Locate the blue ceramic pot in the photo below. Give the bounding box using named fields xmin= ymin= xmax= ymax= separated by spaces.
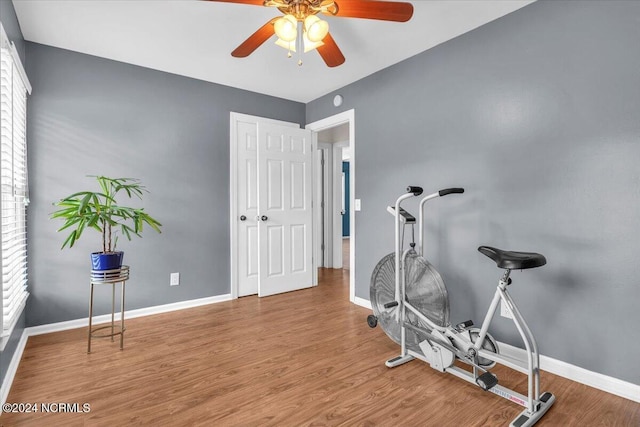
xmin=91 ymin=251 xmax=124 ymax=270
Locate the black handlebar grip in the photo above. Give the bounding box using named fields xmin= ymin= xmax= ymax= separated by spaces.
xmin=406 ymin=186 xmax=423 ymax=196
xmin=439 ymin=188 xmax=464 ymax=197
xmin=383 ymin=301 xmax=399 ymax=309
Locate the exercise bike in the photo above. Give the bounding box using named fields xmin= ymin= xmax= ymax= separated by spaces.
xmin=367 ymin=186 xmax=555 ymax=427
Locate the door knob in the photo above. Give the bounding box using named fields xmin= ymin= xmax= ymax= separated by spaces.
xmin=240 ymin=215 xmax=247 ymax=221
xmin=261 ymin=215 xmax=268 ymax=221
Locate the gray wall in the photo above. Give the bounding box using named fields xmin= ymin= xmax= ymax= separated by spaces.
xmin=26 ymin=42 xmax=305 ymax=326
xmin=307 ymin=0 xmax=640 ymax=384
xmin=0 ymin=0 xmax=26 ymax=388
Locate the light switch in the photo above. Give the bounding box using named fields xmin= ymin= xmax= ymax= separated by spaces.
xmin=354 ymin=199 xmax=361 ymax=211
xmin=170 ymin=272 xmax=180 ymax=286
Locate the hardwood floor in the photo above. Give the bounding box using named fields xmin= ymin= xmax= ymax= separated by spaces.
xmin=3 ymin=268 xmax=638 ymax=426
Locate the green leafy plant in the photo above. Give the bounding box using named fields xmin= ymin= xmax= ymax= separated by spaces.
xmin=51 ymin=176 xmax=162 ymax=253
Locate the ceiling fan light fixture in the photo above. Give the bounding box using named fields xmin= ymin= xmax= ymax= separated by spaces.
xmin=304 ymin=15 xmax=329 ymax=42
xmin=274 ymin=14 xmax=297 ymax=42
xmin=209 ymin=0 xmax=413 ymax=68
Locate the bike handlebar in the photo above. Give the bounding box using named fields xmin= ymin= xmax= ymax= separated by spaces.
xmin=439 ymin=188 xmax=464 ymax=197
xmin=406 ymin=186 xmax=423 ymax=196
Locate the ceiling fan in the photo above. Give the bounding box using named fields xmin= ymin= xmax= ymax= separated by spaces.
xmin=204 ymin=0 xmax=414 ymax=67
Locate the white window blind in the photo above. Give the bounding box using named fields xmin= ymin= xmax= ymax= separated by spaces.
xmin=1 ymin=23 xmax=31 ymax=340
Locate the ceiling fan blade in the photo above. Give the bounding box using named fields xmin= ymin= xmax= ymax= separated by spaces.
xmin=317 ymin=33 xmax=345 ymax=67
xmin=327 ymin=1 xmax=414 ymax=22
xmin=202 ymin=0 xmax=265 ymax=5
xmin=231 ymin=18 xmax=277 ymax=57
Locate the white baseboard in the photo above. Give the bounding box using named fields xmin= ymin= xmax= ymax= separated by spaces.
xmin=498 ymin=341 xmax=639 ymax=403
xmin=0 ymin=293 xmax=232 ymax=406
xmin=351 ymin=298 xmax=640 ymax=403
xmin=354 ymin=296 xmax=372 ymax=310
xmin=0 ymin=329 xmax=28 ymax=406
xmin=26 ymin=294 xmax=232 ymax=336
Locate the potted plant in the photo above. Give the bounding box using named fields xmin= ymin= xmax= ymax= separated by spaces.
xmin=51 ymin=176 xmax=162 ymax=270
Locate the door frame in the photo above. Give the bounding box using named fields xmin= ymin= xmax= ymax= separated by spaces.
xmin=307 ymin=109 xmax=356 ymax=303
xmin=229 ymin=112 xmax=300 ymax=299
xmin=316 ymin=142 xmax=332 ymax=268
xmin=332 ymin=140 xmax=349 ymax=268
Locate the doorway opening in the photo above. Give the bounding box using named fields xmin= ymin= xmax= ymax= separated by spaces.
xmin=317 ymin=130 xmax=350 ymax=269
xmin=307 ymin=110 xmax=355 ymax=303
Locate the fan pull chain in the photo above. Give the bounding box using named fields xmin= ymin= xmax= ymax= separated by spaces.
xmin=297 ymin=21 xmax=303 ymax=66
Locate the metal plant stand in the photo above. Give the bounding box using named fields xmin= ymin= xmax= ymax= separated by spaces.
xmin=88 ymin=266 xmax=130 ymax=353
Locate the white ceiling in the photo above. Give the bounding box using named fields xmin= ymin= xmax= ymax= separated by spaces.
xmin=12 ymin=0 xmax=534 ymax=103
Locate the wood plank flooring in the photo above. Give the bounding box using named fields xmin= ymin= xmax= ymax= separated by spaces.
xmin=2 ymin=268 xmax=638 ymax=426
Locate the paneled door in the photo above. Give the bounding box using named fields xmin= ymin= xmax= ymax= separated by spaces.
xmin=233 ymin=113 xmax=313 ymax=298
xmin=257 ymin=123 xmax=313 ymax=297
xmin=235 ymin=118 xmax=259 ymax=296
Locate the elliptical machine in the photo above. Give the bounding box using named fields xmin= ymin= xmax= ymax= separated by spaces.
xmin=367 ymin=186 xmax=555 ymax=427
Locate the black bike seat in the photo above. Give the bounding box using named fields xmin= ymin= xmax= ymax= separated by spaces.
xmin=478 ymin=246 xmax=546 ymax=270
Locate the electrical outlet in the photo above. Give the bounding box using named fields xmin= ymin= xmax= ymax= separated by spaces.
xmin=170 ymin=272 xmax=180 ymax=286
xmin=500 ymin=300 xmax=513 ymax=319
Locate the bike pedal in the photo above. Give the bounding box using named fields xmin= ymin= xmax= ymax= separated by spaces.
xmin=456 ymin=320 xmax=474 ymax=330
xmin=476 ymin=372 xmax=498 ymax=391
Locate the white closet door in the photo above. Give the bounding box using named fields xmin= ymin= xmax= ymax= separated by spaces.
xmin=257 ymin=123 xmax=313 ymax=297
xmin=236 ymin=120 xmax=259 ymax=297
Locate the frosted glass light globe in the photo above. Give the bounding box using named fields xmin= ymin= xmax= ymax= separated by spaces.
xmin=274 ymin=15 xmax=298 ymax=42
xmin=304 ymin=15 xmax=329 ymax=42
